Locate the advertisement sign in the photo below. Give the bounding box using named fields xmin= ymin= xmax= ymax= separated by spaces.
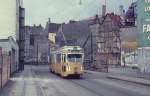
xmin=138 ymin=0 xmax=150 ymax=47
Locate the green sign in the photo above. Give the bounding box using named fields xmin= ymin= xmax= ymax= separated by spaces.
xmin=138 ymin=0 xmax=150 ymax=47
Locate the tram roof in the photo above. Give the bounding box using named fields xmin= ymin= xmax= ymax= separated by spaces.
xmin=53 ymin=46 xmax=83 ymax=53
xmin=60 ymin=46 xmax=82 ymax=51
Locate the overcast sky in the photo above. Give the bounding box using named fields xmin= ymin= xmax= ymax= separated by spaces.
xmin=24 ymin=0 xmax=137 ymax=26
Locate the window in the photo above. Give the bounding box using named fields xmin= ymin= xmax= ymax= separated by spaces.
xmin=56 ymin=54 xmax=61 ymax=63
xmin=63 ymin=54 xmax=66 ymax=62
xmin=67 ymin=54 xmax=83 ymax=63
xmin=30 ymin=35 xmax=34 ymax=45
xmin=50 ymin=54 xmax=55 ymax=64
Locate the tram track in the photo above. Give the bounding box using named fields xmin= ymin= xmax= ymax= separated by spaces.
xmin=68 ymin=76 xmax=150 ymax=96
xmin=32 ymin=66 xmax=67 ymax=96
xmin=30 ymin=66 xmax=48 ymax=96
xmin=39 ymin=69 xmax=104 ymax=96
xmin=30 ymin=65 xmax=150 ymax=96
xmin=1 ymin=65 xmax=150 ymax=96
xmin=68 ymin=78 xmax=104 ymax=96
xmin=32 ymin=69 xmax=102 ymax=96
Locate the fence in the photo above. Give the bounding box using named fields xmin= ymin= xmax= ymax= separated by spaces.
xmin=0 ymin=47 xmax=10 ymax=89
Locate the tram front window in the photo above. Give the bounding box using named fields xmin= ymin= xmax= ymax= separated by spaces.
xmin=67 ymin=54 xmax=82 ymax=63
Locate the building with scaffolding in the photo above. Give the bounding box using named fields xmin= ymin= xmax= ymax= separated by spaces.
xmin=89 ymin=14 xmax=121 ymax=72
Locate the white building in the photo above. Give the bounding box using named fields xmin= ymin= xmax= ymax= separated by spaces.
xmin=0 ymin=0 xmax=24 ymax=71
xmin=0 ymin=0 xmax=23 ymax=40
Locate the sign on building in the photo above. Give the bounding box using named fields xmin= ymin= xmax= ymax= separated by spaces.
xmin=138 ymin=0 xmax=150 ymax=47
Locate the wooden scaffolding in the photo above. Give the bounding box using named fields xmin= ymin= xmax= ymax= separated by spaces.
xmin=89 ymin=14 xmax=121 ymax=72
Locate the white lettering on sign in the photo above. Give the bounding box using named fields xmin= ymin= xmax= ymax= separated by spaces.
xmin=143 ymin=24 xmax=150 ymax=32
xmin=148 ymin=35 xmax=150 ymax=40
xmin=144 ymin=0 xmax=150 ymax=12
xmin=145 ymin=0 xmax=150 ymax=3
xmin=145 ymin=6 xmax=150 ymax=12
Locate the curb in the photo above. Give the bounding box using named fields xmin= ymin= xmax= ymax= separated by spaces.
xmin=107 ymin=75 xmax=150 ymax=87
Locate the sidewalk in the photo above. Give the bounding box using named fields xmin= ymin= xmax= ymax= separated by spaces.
xmin=108 ymin=67 xmax=150 ymax=86
xmin=86 ymin=67 xmax=150 ymax=86
xmin=108 ymin=67 xmax=150 ymax=80
xmin=107 ymin=74 xmax=150 ymax=86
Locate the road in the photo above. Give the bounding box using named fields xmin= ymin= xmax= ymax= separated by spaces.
xmin=0 ymin=65 xmax=150 ymax=96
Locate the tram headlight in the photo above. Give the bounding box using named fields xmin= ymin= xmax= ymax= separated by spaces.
xmin=81 ymin=66 xmax=83 ymax=71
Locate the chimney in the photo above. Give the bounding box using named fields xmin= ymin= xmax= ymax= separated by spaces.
xmin=48 ymin=18 xmax=51 ymax=23
xmin=102 ymin=5 xmax=106 ymax=16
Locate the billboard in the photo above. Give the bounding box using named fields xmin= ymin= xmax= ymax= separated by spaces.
xmin=138 ymin=0 xmax=150 ymax=47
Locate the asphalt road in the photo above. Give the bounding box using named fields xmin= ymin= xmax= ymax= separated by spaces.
xmin=0 ymin=65 xmax=150 ymax=96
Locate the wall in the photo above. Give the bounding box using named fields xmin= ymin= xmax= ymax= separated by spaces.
xmin=138 ymin=48 xmax=150 ymax=72
xmin=0 ymin=48 xmax=10 ymax=89
xmin=0 ymin=0 xmax=23 ymax=40
xmin=0 ymin=37 xmax=19 ymax=74
xmin=0 ymin=0 xmax=17 ymax=39
xmin=8 ymin=37 xmax=19 ymax=74
xmin=121 ymin=51 xmax=138 ymax=67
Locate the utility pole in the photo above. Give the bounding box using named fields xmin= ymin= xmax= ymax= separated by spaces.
xmin=37 ymin=43 xmax=39 ymax=65
xmin=132 ymin=2 xmax=135 ymax=26
xmin=91 ymin=31 xmax=94 ymax=69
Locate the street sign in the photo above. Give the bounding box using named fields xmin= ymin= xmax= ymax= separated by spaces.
xmin=138 ymin=0 xmax=150 ymax=47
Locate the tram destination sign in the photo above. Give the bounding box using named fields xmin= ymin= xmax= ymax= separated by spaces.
xmin=138 ymin=0 xmax=150 ymax=47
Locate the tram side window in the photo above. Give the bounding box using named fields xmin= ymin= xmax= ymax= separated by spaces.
xmin=56 ymin=54 xmax=61 ymax=63
xmin=50 ymin=54 xmax=55 ymax=64
xmin=64 ymin=54 xmax=66 ymax=63
xmin=50 ymin=54 xmax=52 ymax=64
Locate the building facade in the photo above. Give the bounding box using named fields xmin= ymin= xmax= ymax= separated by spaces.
xmin=0 ymin=0 xmax=23 ymax=39
xmin=45 ymin=19 xmax=61 ymax=56
xmin=89 ymin=14 xmax=121 ymax=72
xmin=24 ymin=25 xmax=49 ymax=64
xmin=0 ymin=0 xmax=24 ymax=70
xmin=0 ymin=37 xmax=19 ymax=75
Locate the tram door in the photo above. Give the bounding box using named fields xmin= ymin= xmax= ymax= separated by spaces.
xmin=61 ymin=54 xmax=66 ymax=73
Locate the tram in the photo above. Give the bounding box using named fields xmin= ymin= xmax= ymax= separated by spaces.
xmin=49 ymin=46 xmax=84 ymax=78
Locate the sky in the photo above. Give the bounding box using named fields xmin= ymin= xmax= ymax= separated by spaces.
xmin=23 ymin=0 xmax=137 ymax=26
